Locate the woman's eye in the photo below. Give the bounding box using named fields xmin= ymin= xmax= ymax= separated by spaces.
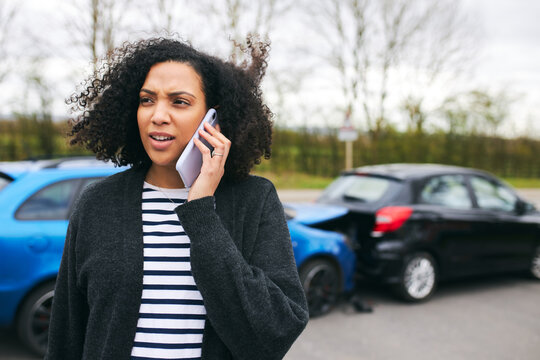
xmin=173 ymin=98 xmax=189 ymax=105
xmin=139 ymin=97 xmax=153 ymax=104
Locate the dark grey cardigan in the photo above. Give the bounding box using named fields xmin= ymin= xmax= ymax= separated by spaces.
xmin=45 ymin=167 xmax=308 ymax=360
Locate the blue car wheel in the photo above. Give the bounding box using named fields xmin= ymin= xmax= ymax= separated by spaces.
xmin=16 ymin=281 xmax=55 ymax=356
xmin=299 ymin=259 xmax=341 ymax=317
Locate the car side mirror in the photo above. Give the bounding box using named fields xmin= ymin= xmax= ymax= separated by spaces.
xmin=515 ymin=200 xmax=528 ymax=215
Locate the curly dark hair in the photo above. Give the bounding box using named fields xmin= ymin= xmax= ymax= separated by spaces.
xmin=67 ymin=36 xmax=273 ymax=181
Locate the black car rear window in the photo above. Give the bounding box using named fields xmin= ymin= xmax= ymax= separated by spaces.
xmin=318 ymin=175 xmax=398 ymax=203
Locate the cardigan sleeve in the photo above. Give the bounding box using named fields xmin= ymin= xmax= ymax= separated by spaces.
xmin=175 ymin=183 xmax=309 ymax=360
xmin=45 ymin=207 xmax=88 ymax=360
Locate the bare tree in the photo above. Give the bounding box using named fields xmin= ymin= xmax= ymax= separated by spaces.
xmin=304 ymin=0 xmax=474 ymax=138
xmin=141 ymin=0 xmax=184 ymax=35
xmin=194 ymin=0 xmax=293 ymax=58
xmin=0 ymin=0 xmax=20 ymax=84
xmin=303 ymin=0 xmax=369 ymax=129
xmin=190 ymin=0 xmax=303 ymax=130
xmin=156 ymin=0 xmax=175 ymax=33
xmin=439 ymin=90 xmax=512 ymax=136
xmin=402 ymin=96 xmax=426 ymax=134
xmin=25 ymin=56 xmax=56 ymax=156
xmin=375 ymin=0 xmax=475 ymax=132
xmin=66 ymin=0 xmax=133 ymax=70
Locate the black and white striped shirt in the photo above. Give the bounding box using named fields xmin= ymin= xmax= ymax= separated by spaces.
xmin=131 ymin=183 xmax=206 ymax=360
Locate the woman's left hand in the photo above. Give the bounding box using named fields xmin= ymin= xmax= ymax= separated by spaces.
xmin=188 ymin=122 xmax=231 ymax=201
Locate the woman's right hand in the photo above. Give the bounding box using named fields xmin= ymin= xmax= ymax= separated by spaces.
xmin=187 ymin=122 xmax=231 ymax=201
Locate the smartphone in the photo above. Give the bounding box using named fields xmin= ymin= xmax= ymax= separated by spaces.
xmin=176 ymin=108 xmax=218 ymax=187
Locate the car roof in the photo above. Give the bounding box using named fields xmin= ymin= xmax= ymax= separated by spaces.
xmin=346 ymin=163 xmax=493 ymax=181
xmin=0 ymin=157 xmax=118 ymax=180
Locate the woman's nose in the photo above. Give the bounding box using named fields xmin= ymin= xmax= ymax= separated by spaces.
xmin=151 ymin=102 xmax=170 ymax=125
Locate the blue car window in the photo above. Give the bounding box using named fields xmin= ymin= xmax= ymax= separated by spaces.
xmin=0 ymin=176 xmax=11 ymax=192
xmin=470 ymin=176 xmax=517 ymax=212
xmin=16 ymin=179 xmax=80 ymax=220
xmin=420 ymin=175 xmax=472 ymax=209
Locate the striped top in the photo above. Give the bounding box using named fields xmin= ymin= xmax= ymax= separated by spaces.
xmin=131 ymin=182 xmax=206 ymax=360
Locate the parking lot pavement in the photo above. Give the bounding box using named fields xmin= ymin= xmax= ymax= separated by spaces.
xmin=286 ymin=275 xmax=540 ymax=360
xmin=277 ymin=189 xmax=322 ymax=203
xmin=0 ymin=329 xmax=39 ymax=360
xmin=517 ymin=189 xmax=540 ymax=207
xmin=2 ymin=275 xmax=539 ymax=360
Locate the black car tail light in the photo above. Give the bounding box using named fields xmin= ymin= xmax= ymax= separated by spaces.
xmin=372 ymin=206 xmax=413 ymax=234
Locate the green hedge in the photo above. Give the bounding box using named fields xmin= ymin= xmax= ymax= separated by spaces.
xmin=2 ymin=118 xmax=540 ymax=180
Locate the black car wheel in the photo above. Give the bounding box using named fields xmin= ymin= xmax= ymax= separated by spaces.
xmin=530 ymin=246 xmax=540 ymax=280
xmin=299 ymin=259 xmax=341 ymax=317
xmin=397 ymin=252 xmax=437 ymax=302
xmin=16 ymin=282 xmax=55 ymax=356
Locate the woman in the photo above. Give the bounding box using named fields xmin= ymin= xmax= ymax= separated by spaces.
xmin=46 ymin=37 xmax=308 ymax=360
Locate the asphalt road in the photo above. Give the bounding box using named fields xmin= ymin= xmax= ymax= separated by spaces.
xmin=286 ymin=275 xmax=540 ymax=360
xmin=2 ymin=189 xmax=540 ymax=359
xmin=2 ymin=275 xmax=539 ymax=360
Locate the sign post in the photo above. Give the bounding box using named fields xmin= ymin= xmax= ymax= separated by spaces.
xmin=338 ymin=107 xmax=357 ymax=170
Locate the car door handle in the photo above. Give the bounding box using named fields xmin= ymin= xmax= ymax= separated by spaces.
xmin=27 ymin=235 xmax=50 ymax=253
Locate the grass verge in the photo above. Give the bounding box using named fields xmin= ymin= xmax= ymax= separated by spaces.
xmin=503 ymin=178 xmax=540 ymax=189
xmin=252 ymin=171 xmax=334 ymax=189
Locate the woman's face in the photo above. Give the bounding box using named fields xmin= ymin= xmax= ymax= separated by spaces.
xmin=137 ymin=61 xmax=207 ymax=171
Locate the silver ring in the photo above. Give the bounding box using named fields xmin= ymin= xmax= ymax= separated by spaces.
xmin=211 ymin=151 xmax=224 ymax=158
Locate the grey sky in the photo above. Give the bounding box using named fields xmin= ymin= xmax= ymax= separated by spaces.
xmin=462 ymin=0 xmax=540 ymax=134
xmin=1 ymin=0 xmax=539 ymax=136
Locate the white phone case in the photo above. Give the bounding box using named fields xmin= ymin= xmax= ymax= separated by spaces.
xmin=175 ymin=108 xmax=218 ymax=187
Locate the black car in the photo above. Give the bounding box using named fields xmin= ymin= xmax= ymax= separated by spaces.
xmin=315 ymin=163 xmax=540 ymax=301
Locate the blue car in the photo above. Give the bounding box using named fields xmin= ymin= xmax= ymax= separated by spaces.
xmin=284 ymin=203 xmax=356 ymax=317
xmin=0 ymin=158 xmax=356 ymax=355
xmin=0 ymin=158 xmax=123 ymax=355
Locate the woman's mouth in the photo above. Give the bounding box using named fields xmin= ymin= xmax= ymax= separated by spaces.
xmin=150 ymin=134 xmax=175 ymax=141
xmin=148 ymin=132 xmax=176 ymax=150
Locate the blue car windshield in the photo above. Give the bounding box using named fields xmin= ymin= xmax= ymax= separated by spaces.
xmin=319 ymin=175 xmax=395 ymax=203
